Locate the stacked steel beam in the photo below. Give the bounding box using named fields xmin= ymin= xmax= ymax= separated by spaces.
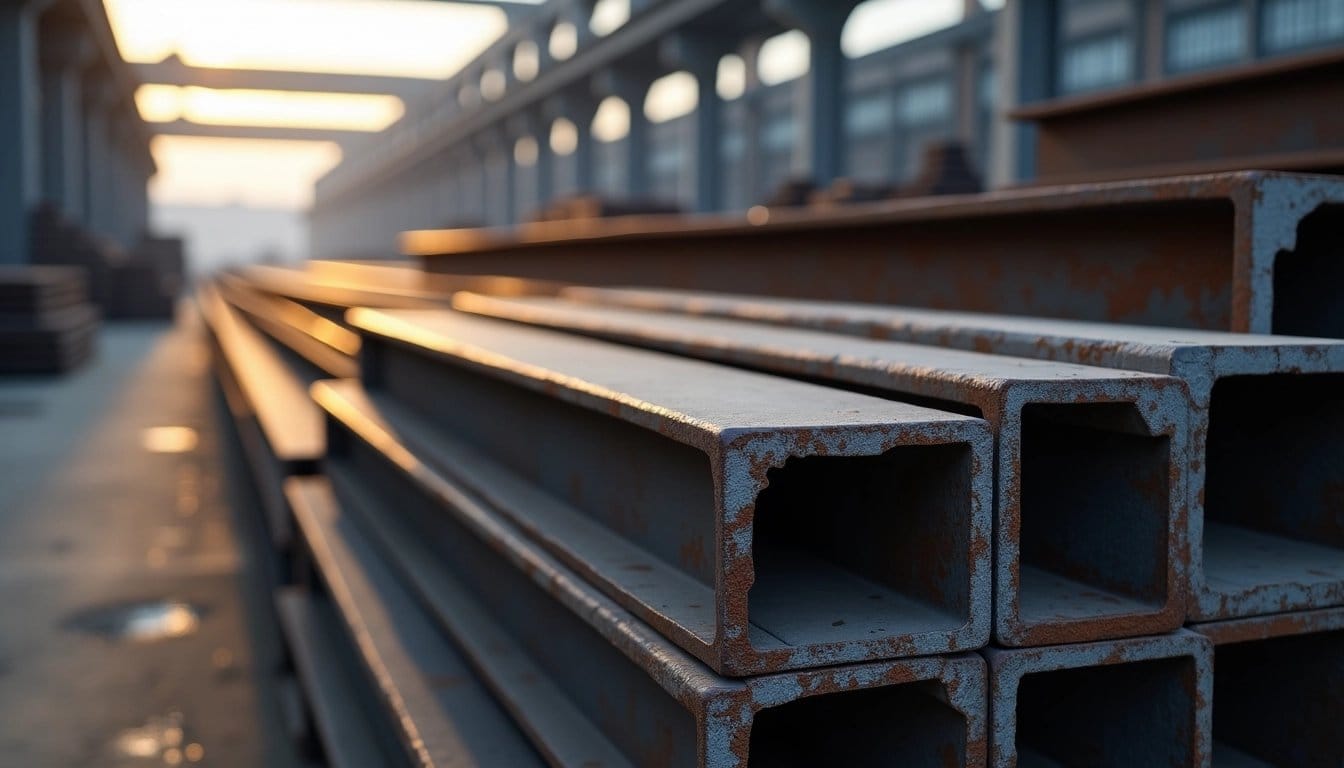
xmin=0 ymin=265 xmax=99 ymax=373
xmin=205 ymin=170 xmax=1343 ymax=767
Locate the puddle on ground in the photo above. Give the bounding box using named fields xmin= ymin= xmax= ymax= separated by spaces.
xmin=64 ymin=599 xmax=204 ymax=643
xmin=109 ymin=712 xmax=205 ymax=765
xmin=141 ymin=426 xmax=199 ymax=454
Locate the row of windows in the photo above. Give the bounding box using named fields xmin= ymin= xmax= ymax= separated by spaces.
xmin=847 ymin=79 xmax=961 ymax=137
xmin=1056 ymin=0 xmax=1344 ymax=95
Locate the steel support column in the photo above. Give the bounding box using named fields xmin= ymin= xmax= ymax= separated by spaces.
xmin=661 ymin=32 xmax=734 ymax=213
xmin=0 ymin=2 xmax=42 ymax=263
xmin=39 ymin=21 xmax=92 ymax=223
xmin=762 ymin=0 xmax=862 ymax=188
xmin=592 ymin=67 xmax=658 ymax=197
xmin=542 ymin=89 xmax=599 ymax=195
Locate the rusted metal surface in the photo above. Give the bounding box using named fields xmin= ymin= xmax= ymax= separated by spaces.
xmin=1192 ymin=608 xmax=1343 ymax=767
xmin=285 ymin=477 xmax=547 ymax=768
xmin=405 ymin=171 xmax=1344 ymax=337
xmin=238 ymin=264 xmax=451 ymax=325
xmin=983 ymin=630 xmax=1213 ymax=768
xmin=310 ymin=398 xmax=990 ymax=767
xmin=454 ymin=293 xmax=1193 ymax=647
xmin=1012 ymin=48 xmax=1344 ymax=185
xmin=567 ymin=288 xmax=1344 ymax=622
xmin=331 ymin=310 xmax=994 ymax=674
xmin=238 ymin=263 xmax=560 ymax=326
xmin=216 ymin=274 xmax=359 ymax=379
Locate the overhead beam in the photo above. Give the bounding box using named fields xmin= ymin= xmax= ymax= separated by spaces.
xmin=147 ymin=119 xmax=370 ymax=143
xmin=135 ymin=55 xmax=435 ymax=97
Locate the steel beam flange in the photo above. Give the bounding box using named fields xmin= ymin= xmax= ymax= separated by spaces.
xmin=408 ymin=171 xmax=1344 ymax=337
xmin=1192 ymin=607 xmax=1344 ymax=766
xmin=983 ymin=631 xmax=1213 ymax=768
xmin=313 ymin=394 xmax=990 ymax=767
xmin=328 ymin=311 xmax=995 ymax=674
xmin=454 ymin=293 xmax=1193 ymax=646
xmin=565 ymin=288 xmax=1344 ymax=622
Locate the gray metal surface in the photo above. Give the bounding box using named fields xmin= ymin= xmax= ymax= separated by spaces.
xmin=313 ymin=383 xmax=989 ymax=767
xmin=286 ymin=477 xmax=546 ymax=768
xmin=453 ymin=293 xmax=1192 ymax=646
xmin=340 ymin=308 xmax=993 ymax=674
xmin=565 ymin=287 xmax=1344 ymax=622
xmin=274 ymin=587 xmax=403 ymax=768
xmin=199 ymin=284 xmax=329 ymax=557
xmin=983 ymin=631 xmax=1214 ymax=768
xmin=1192 ymin=607 xmax=1343 ymax=767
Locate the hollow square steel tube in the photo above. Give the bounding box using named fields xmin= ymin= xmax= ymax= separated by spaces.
xmin=1192 ymin=607 xmax=1344 ymax=767
xmin=405 ymin=171 xmax=1344 ymax=337
xmin=569 ymin=288 xmax=1344 ymax=621
xmin=454 ymin=293 xmax=1192 ymax=646
xmin=983 ymin=631 xmax=1213 ymax=768
xmin=312 ymin=384 xmax=990 ymax=767
xmin=337 ymin=309 xmax=994 ymax=674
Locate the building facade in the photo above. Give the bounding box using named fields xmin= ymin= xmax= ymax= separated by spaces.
xmin=310 ymin=0 xmax=1344 ymax=261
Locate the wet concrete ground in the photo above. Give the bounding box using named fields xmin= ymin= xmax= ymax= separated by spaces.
xmin=0 ymin=312 xmax=304 ymax=767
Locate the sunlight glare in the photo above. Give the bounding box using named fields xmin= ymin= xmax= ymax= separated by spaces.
xmin=104 ymin=0 xmax=525 ymax=78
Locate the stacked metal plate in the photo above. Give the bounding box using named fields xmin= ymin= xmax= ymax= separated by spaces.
xmin=0 ymin=266 xmax=100 ymax=374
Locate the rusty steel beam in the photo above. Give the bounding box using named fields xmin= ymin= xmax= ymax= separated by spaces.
xmin=273 ymin=588 xmax=406 ymax=767
xmin=238 ymin=264 xmax=453 ymax=326
xmin=285 ymin=478 xmax=547 ymax=768
xmin=984 ymin=631 xmax=1213 ymax=768
xmin=217 ymin=274 xmax=360 ymax=379
xmin=329 ymin=310 xmax=994 ymax=674
xmin=1192 ymin=607 xmax=1343 ymax=767
xmin=310 ymin=388 xmax=990 ymax=766
xmin=454 ymin=293 xmax=1192 ymax=646
xmin=567 ymin=288 xmax=1344 ymax=622
xmin=403 ymin=171 xmax=1344 ymax=337
xmin=199 ymin=284 xmax=324 ymax=553
xmin=1011 ymin=48 xmax=1344 ymax=185
xmin=238 ymin=264 xmax=559 ymax=327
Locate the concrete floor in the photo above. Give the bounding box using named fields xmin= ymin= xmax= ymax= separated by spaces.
xmin=0 ymin=312 xmax=304 ymax=767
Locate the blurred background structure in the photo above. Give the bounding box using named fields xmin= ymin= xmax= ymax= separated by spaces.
xmin=2 ymin=1 xmax=1343 ymax=766
xmin=3 ymin=0 xmax=1342 ymax=273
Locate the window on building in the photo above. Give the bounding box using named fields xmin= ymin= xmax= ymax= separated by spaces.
xmin=721 ymin=131 xmax=746 ymax=160
xmin=758 ymin=30 xmax=811 ymax=85
xmin=590 ymin=0 xmax=630 ymax=37
xmin=549 ymin=22 xmax=578 ymax=61
xmin=897 ymin=80 xmax=952 ymax=126
xmin=761 ymin=115 xmax=797 ymax=151
xmin=847 ymin=92 xmax=895 ymax=136
xmin=513 ymin=41 xmax=540 ymax=82
xmin=650 ymin=146 xmax=683 ymax=174
xmin=1058 ymin=32 xmax=1133 ymax=94
xmin=1261 ymin=0 xmax=1344 ymax=53
xmin=480 ymin=68 xmax=506 ymax=101
xmin=1166 ymin=5 xmax=1247 ymax=72
xmin=717 ymin=55 xmax=747 ymax=101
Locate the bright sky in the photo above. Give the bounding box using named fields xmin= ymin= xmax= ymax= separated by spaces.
xmin=112 ymin=0 xmax=989 ymax=210
xmin=106 ymin=0 xmax=527 ymax=209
